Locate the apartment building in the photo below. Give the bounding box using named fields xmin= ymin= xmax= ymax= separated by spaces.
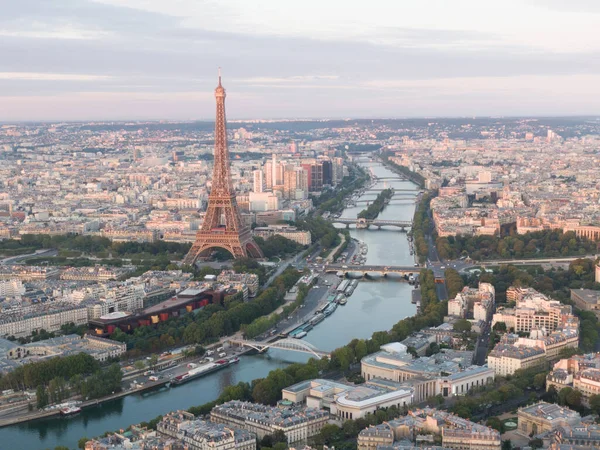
xmin=0 ymin=279 xmax=25 ymax=298
xmin=210 ymin=400 xmax=328 ymax=443
xmin=253 ymin=225 xmax=311 ymax=246
xmin=492 ymin=288 xmax=573 ymax=333
xmin=217 ymin=271 xmax=259 ymax=298
xmin=487 ymin=344 xmax=547 ymax=376
xmin=86 ymin=282 xmax=146 ymax=320
xmin=357 ymin=408 xmax=500 ymax=450
xmin=547 ymin=353 xmax=600 ymax=405
xmin=0 ymin=265 xmax=60 ymax=281
xmin=447 ymin=283 xmax=495 ymax=321
xmin=0 ymin=302 xmax=88 ymax=338
xmin=158 ymin=410 xmax=256 ymax=450
xmin=60 ymin=265 xmax=132 ymax=282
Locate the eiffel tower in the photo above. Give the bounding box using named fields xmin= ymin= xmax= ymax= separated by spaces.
xmin=183 ymin=72 xmax=263 ymax=265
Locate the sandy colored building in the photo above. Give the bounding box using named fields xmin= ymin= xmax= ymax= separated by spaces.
xmin=517 ymin=402 xmax=581 ymax=436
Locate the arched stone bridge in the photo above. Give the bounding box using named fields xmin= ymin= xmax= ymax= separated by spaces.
xmin=329 ymin=217 xmax=413 ymax=230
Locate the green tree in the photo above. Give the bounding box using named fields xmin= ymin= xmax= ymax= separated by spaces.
xmin=558 ymin=387 xmax=573 ymax=406
xmin=319 ymin=424 xmax=343 ymax=445
xmin=493 ymin=322 xmax=507 ymax=332
xmin=134 ymin=360 xmax=146 ymax=370
xmin=486 ymin=417 xmax=505 ymax=433
xmin=342 ymin=419 xmax=358 ymax=438
xmin=36 ymin=384 xmax=48 ymax=409
xmin=565 ymin=389 xmax=582 ymax=409
xmin=148 ymin=354 xmax=159 ymax=369
xmin=354 ymin=340 xmax=368 ymax=361
xmin=533 ymin=373 xmax=546 ymax=390
xmin=589 ymin=394 xmax=600 ymax=415
xmin=453 ymin=319 xmax=472 ymax=333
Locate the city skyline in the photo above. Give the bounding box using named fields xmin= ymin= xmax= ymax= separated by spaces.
xmin=2 ymin=0 xmax=600 ymax=121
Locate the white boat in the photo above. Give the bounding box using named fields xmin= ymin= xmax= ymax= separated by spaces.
xmin=60 ymin=406 xmax=82 ymax=416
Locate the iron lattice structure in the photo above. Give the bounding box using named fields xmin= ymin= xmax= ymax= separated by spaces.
xmin=183 ymin=75 xmax=263 ymax=265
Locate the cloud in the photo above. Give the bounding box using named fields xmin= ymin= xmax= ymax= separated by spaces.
xmin=0 ymin=0 xmax=599 ymax=119
xmin=235 ymin=76 xmax=340 ymax=84
xmin=526 ymin=0 xmax=600 ymax=13
xmin=0 ymin=72 xmax=113 ymax=81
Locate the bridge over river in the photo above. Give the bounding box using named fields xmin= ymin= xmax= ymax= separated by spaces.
xmin=330 ymin=217 xmax=412 ymax=230
xmin=363 ymin=188 xmax=417 ymax=193
xmin=228 ymin=338 xmax=330 ymax=359
xmin=354 ymin=198 xmax=416 ymax=205
xmin=325 ymin=264 xmax=420 ymax=277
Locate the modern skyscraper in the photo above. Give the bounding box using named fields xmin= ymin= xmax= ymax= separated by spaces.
xmin=302 ymin=162 xmax=323 ymax=192
xmin=271 ymin=154 xmax=278 ymax=187
xmin=265 ymin=161 xmax=273 ymax=190
xmin=322 ymin=160 xmax=332 ymax=186
xmin=283 ymin=166 xmax=308 ymax=200
xmin=283 ymin=166 xmax=299 ymax=200
xmin=253 ymin=169 xmax=265 ymax=193
xmin=183 ymin=73 xmax=263 ymax=264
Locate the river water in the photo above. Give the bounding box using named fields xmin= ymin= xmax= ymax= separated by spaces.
xmin=2 ymin=160 xmax=418 ymax=450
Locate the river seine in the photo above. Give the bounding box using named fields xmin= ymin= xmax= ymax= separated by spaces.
xmin=1 ymin=160 xmax=419 ymax=450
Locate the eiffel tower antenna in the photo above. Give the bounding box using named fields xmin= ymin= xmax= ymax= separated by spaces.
xmin=183 ymin=73 xmax=263 ymax=265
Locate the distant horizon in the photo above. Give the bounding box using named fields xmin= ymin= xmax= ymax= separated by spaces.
xmin=2 ymin=114 xmax=600 ymax=126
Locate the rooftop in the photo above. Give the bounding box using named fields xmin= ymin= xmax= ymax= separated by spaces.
xmin=519 ymin=401 xmax=581 ymax=422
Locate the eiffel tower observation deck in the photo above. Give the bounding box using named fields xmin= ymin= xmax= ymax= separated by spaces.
xmin=183 ymin=71 xmax=263 ymax=265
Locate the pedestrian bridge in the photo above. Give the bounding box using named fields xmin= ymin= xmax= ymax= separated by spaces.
xmin=228 ymin=338 xmax=330 ymax=359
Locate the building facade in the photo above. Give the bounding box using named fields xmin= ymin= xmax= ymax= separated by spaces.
xmin=517 ymin=402 xmax=581 ymax=436
xmin=210 ymin=401 xmax=328 ymax=443
xmin=158 ymin=410 xmax=256 ymax=450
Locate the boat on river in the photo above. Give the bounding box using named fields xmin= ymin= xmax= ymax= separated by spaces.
xmin=310 ymin=313 xmax=325 ymax=325
xmin=60 ymin=406 xmax=82 ymax=416
xmin=171 ymin=359 xmax=231 ymax=386
xmin=323 ymin=302 xmax=338 ymax=316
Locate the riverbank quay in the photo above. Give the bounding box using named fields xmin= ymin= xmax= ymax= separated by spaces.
xmin=0 ymin=378 xmax=171 ymax=428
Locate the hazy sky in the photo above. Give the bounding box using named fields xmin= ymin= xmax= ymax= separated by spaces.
xmin=1 ymin=0 xmax=600 ymax=121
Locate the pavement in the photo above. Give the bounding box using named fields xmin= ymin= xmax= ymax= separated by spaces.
xmin=501 ymin=429 xmax=530 ymax=448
